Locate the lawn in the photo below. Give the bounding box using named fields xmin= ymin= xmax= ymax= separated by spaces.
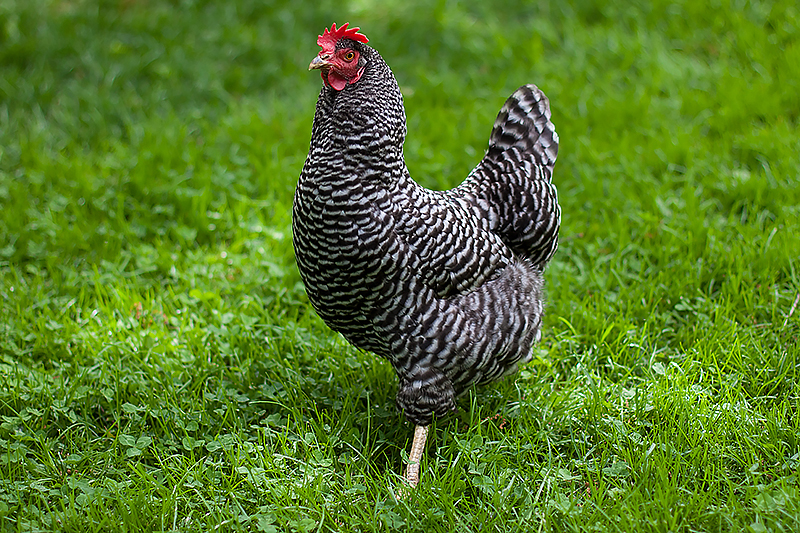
xmin=1 ymin=0 xmax=799 ymax=531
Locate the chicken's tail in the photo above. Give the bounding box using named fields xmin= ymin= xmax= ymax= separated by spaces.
xmin=451 ymin=84 xmax=561 ymax=266
xmin=486 ymin=84 xmax=558 ymax=181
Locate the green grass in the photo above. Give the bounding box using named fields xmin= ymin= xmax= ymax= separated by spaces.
xmin=1 ymin=0 xmax=799 ymax=531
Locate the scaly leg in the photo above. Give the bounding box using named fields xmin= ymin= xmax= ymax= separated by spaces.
xmin=403 ymin=425 xmax=429 ymax=488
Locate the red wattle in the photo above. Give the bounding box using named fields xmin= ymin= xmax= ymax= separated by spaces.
xmin=327 ymin=71 xmax=348 ymax=91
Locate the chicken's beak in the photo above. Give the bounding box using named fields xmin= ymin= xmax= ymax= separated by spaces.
xmin=309 ymin=54 xmax=331 ymax=71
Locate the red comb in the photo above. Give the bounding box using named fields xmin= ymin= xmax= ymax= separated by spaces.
xmin=317 ymin=23 xmax=369 ymax=53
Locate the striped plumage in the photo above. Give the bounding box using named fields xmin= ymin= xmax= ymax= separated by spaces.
xmin=293 ymin=24 xmax=560 ymax=487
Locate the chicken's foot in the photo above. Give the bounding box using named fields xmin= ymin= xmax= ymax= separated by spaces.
xmin=403 ymin=424 xmax=429 ymax=488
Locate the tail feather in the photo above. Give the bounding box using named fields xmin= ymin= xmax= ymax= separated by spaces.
xmin=487 ymin=84 xmax=558 ymax=179
xmin=450 ymin=84 xmax=560 ymax=266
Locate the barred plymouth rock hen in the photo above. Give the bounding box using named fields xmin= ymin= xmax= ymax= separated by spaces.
xmin=292 ymin=23 xmax=560 ymax=488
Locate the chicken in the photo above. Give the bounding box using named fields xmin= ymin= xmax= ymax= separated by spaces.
xmin=292 ymin=23 xmax=560 ymax=488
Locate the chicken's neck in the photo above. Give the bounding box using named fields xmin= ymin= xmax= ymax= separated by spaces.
xmin=303 ymin=88 xmax=408 ymax=190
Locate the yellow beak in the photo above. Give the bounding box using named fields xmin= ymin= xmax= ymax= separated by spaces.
xmin=309 ymin=55 xmax=331 ymax=70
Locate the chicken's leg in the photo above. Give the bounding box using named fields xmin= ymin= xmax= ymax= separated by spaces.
xmin=403 ymin=424 xmax=429 ymax=488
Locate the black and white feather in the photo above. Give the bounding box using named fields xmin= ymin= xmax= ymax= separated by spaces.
xmin=293 ymin=38 xmax=560 ymax=426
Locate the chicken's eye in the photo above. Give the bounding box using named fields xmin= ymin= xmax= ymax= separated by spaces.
xmin=343 ymin=51 xmax=355 ymax=62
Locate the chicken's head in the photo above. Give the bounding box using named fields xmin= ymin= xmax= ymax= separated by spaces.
xmin=309 ymin=23 xmax=369 ymax=91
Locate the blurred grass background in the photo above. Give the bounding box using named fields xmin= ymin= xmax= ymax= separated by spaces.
xmin=1 ymin=0 xmax=799 ymax=531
